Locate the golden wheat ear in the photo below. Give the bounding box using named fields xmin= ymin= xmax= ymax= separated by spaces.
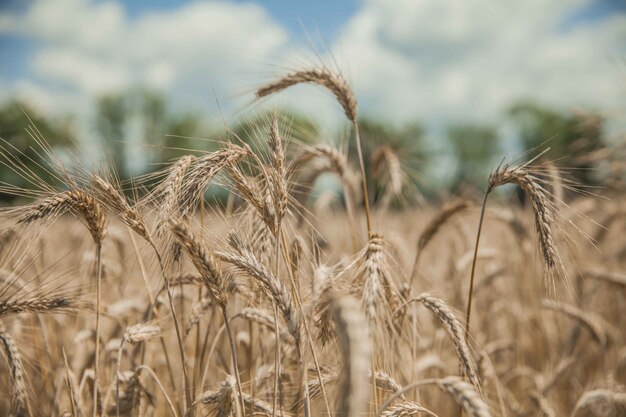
xmin=0 ymin=324 xmax=29 ymax=417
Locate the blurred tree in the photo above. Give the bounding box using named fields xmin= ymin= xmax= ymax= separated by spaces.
xmin=348 ymin=118 xmax=428 ymax=206
xmin=95 ymin=94 xmax=127 ymax=175
xmin=161 ymin=111 xmax=216 ymax=161
xmin=509 ymin=101 xmax=605 ymax=184
xmin=447 ymin=123 xmax=500 ymax=191
xmin=0 ymin=100 xmax=75 ymax=199
xmin=96 ymin=88 xmax=214 ymax=178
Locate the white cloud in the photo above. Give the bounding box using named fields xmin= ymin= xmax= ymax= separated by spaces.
xmin=335 ymin=0 xmax=626 ymax=125
xmin=0 ymin=0 xmax=292 ymax=118
xmin=0 ymin=0 xmax=625 ymax=131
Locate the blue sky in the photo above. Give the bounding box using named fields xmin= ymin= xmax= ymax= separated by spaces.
xmin=0 ymin=0 xmax=625 ymax=130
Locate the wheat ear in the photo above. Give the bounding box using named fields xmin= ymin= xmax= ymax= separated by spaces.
xmin=255 ymin=67 xmax=372 ymax=237
xmin=0 ymin=325 xmax=29 ymax=417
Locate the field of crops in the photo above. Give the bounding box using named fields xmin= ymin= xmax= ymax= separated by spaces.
xmin=0 ymin=68 xmax=624 ymax=417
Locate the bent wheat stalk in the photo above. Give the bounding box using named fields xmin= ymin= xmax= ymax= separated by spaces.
xmin=465 ymin=153 xmax=564 ymax=345
xmin=255 ymin=67 xmax=372 ymax=238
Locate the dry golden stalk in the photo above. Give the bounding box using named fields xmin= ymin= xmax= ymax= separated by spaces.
xmin=541 ymin=299 xmax=609 ymax=347
xmin=584 ymin=267 xmax=626 ymax=288
xmin=465 ymin=155 xmax=565 ymax=347
xmin=331 ymin=294 xmax=371 ymax=417
xmin=0 ymin=324 xmax=29 ymax=417
xmin=410 ymin=199 xmax=471 ymax=286
xmin=169 ymin=219 xmax=245 ymax=415
xmin=18 ymin=188 xmax=106 ymax=417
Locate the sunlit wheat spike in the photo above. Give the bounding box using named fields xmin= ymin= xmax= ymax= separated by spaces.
xmin=331 ymin=294 xmax=371 ymax=417
xmin=437 ymin=377 xmax=491 ymax=417
xmin=200 ymin=374 xmax=236 ymax=417
xmin=488 ymin=162 xmax=565 ymax=285
xmin=91 ymin=175 xmax=150 ymax=242
xmin=181 ymin=144 xmax=250 ymax=217
xmin=169 ymin=219 xmax=228 ymax=306
xmin=256 ymin=68 xmax=357 ymax=121
xmin=225 ymin=163 xmax=276 ymax=234
xmin=413 ymin=294 xmax=480 ymax=390
xmin=156 ymin=155 xmax=195 ymax=225
xmin=18 ymin=189 xmax=106 ymax=244
xmin=381 ymin=400 xmax=437 ymax=417
xmin=185 ymin=297 xmax=212 ymax=336
xmin=267 ymin=115 xmax=288 ymax=229
xmin=0 ymin=296 xmax=75 ymax=317
xmin=123 ymin=323 xmax=161 ymax=344
xmin=357 ymin=234 xmax=401 ymax=340
xmin=217 ymin=233 xmax=299 ymax=340
xmin=0 ymin=324 xmax=29 ymax=417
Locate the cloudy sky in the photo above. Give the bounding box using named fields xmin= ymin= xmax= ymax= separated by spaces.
xmin=0 ymin=0 xmax=625 ymax=130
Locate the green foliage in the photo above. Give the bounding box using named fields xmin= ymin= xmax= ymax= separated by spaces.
xmin=509 ymin=101 xmax=605 ymax=184
xmin=447 ymin=123 xmax=500 ymax=190
xmin=95 ymin=88 xmax=215 ymax=178
xmin=0 ymin=100 xmax=75 ymax=199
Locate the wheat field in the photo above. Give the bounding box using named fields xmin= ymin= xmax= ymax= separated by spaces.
xmin=0 ymin=68 xmax=624 ymax=417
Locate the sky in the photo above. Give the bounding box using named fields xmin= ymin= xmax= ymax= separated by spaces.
xmin=0 ymin=0 xmax=625 ymax=133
